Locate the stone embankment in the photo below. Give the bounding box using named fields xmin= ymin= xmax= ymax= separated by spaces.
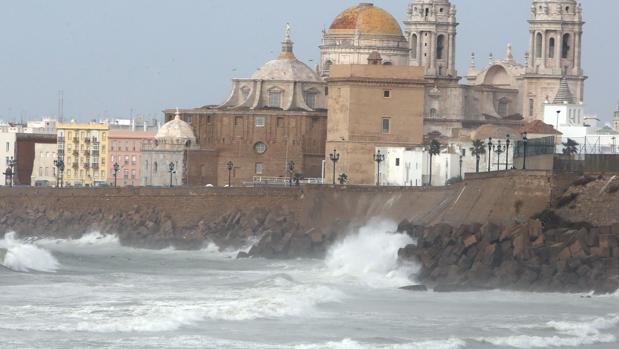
xmin=398 ymin=175 xmax=619 ymax=293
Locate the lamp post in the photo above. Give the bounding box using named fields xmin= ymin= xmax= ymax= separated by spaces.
xmin=613 ymin=136 xmax=617 ymax=154
xmin=226 ymin=161 xmax=233 ymax=187
xmin=3 ymin=158 xmax=15 ymax=187
xmin=556 ymin=110 xmax=561 ymax=133
xmin=287 ymin=161 xmax=295 ymax=187
xmin=505 ymin=134 xmax=511 ymax=170
xmin=495 ymin=140 xmax=504 ymax=171
xmin=112 ymin=162 xmax=120 ymax=187
xmin=487 ymin=138 xmax=493 ymax=172
xmin=329 ymin=149 xmax=340 ymax=186
xmin=522 ymin=132 xmax=528 ymax=170
xmin=459 ymin=149 xmax=464 ymax=179
xmin=374 ymin=150 xmax=385 ymax=186
xmin=168 ymin=162 xmax=176 ymax=188
xmin=53 ymin=159 xmax=65 ymax=188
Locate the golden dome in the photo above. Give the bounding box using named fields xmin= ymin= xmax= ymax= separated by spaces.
xmin=329 ymin=3 xmax=403 ymax=36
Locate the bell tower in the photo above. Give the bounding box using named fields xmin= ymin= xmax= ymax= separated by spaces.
xmin=404 ymin=0 xmax=459 ymax=81
xmin=521 ymin=0 xmax=586 ymax=121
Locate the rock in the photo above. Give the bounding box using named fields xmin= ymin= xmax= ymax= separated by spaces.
xmin=399 ymin=285 xmax=428 ymax=292
xmin=464 ymin=235 xmax=478 ymax=248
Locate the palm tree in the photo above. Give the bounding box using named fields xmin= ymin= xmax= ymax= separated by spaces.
xmin=563 ymin=138 xmax=579 ymax=155
xmin=426 ymin=139 xmax=442 ymax=186
xmin=470 ymin=139 xmax=487 ymax=173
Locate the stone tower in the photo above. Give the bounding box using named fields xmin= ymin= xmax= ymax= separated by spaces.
xmin=614 ymin=104 xmax=619 ymax=132
xmin=521 ymin=0 xmax=586 ymax=121
xmin=404 ymin=0 xmax=459 ymax=81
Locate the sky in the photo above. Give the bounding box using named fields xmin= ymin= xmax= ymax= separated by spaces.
xmin=0 ymin=0 xmax=617 ymax=123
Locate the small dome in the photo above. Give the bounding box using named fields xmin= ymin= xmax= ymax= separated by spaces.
xmin=156 ymin=109 xmax=196 ymax=143
xmin=329 ymin=3 xmax=403 ymax=36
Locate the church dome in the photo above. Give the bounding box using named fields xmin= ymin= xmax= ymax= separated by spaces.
xmin=329 ymin=3 xmax=403 ymax=36
xmin=251 ymin=24 xmax=321 ymax=82
xmin=156 ymin=109 xmax=196 ymax=143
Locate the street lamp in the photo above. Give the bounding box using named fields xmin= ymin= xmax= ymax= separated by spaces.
xmin=226 ymin=161 xmax=233 ymax=187
xmin=613 ymin=136 xmax=617 ymax=154
xmin=556 ymin=110 xmax=561 ymax=133
xmin=494 ymin=140 xmax=504 ymax=171
xmin=505 ymin=134 xmax=511 ymax=171
xmin=459 ymin=149 xmax=464 ymax=179
xmin=374 ymin=150 xmax=385 ymax=186
xmin=487 ymin=138 xmax=493 ymax=172
xmin=522 ymin=132 xmax=528 ymax=170
xmin=287 ymin=161 xmax=295 ymax=187
xmin=329 ymin=149 xmax=340 ymax=186
xmin=112 ymin=162 xmax=120 ymax=187
xmin=3 ymin=159 xmax=14 ymax=187
xmin=168 ymin=162 xmax=176 ymax=188
xmin=53 ymin=159 xmax=65 ymax=188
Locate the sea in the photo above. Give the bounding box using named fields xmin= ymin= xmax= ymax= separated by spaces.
xmin=0 ymin=220 xmax=617 ymax=349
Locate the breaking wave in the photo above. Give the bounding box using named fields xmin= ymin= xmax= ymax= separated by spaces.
xmin=294 ymin=338 xmax=466 ymax=349
xmin=476 ymin=313 xmax=619 ymax=348
xmin=324 ymin=219 xmax=418 ymax=288
xmin=0 ymin=232 xmax=59 ymax=272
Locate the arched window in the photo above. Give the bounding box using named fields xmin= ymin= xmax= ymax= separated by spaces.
xmin=154 ymin=162 xmax=158 ymax=173
xmin=382 ymin=61 xmax=393 ymax=66
xmin=303 ymin=90 xmax=318 ymax=109
xmin=535 ymin=33 xmax=543 ymax=58
xmin=430 ymin=108 xmax=438 ymax=118
xmin=548 ymin=37 xmax=555 ymax=59
xmin=498 ymin=98 xmax=509 ymax=117
xmin=562 ymin=34 xmax=571 ymax=59
xmin=425 ymin=8 xmax=429 ymax=17
xmin=436 ymin=35 xmax=445 ymax=60
xmin=254 ymin=142 xmax=267 ymax=154
xmin=411 ymin=34 xmax=418 ymax=59
xmin=324 ymin=60 xmax=333 ymax=72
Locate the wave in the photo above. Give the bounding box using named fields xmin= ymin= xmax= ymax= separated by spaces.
xmin=476 ymin=313 xmax=619 ymax=348
xmin=294 ymin=338 xmax=466 ymax=349
xmin=0 ymin=232 xmax=59 ymax=273
xmin=324 ymin=219 xmax=418 ymax=288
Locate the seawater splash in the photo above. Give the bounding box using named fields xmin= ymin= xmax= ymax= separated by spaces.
xmin=295 ymin=338 xmax=466 ymax=349
xmin=324 ymin=219 xmax=418 ymax=288
xmin=0 ymin=232 xmax=59 ymax=273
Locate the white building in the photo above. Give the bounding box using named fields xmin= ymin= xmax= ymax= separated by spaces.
xmin=31 ymin=143 xmax=58 ymax=187
xmin=376 ymin=147 xmax=424 ymax=187
xmin=0 ymin=132 xmax=16 ymax=186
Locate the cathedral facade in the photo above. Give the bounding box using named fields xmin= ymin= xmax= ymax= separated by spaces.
xmin=320 ymin=1 xmax=586 ymax=139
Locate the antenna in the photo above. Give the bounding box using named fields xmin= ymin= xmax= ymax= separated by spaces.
xmin=58 ymin=90 xmax=64 ymax=123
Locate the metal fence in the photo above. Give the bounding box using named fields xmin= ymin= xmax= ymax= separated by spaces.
xmin=514 ymin=136 xmax=556 ymax=159
xmin=514 ymin=136 xmax=619 ymax=158
xmin=248 ymin=176 xmax=324 ymax=187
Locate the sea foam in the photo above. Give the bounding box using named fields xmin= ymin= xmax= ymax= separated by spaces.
xmin=295 ymin=338 xmax=466 ymax=349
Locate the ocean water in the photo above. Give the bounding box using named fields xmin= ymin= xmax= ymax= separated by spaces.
xmin=0 ymin=220 xmax=618 ymax=349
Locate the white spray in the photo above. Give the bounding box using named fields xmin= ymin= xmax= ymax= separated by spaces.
xmin=0 ymin=232 xmax=60 ymax=273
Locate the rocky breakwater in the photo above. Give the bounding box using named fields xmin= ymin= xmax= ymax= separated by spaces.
xmin=397 ymin=219 xmax=619 ymax=293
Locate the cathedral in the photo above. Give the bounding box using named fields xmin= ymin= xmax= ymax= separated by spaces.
xmin=164 ymin=0 xmax=587 ymax=187
xmin=320 ymin=1 xmax=586 ymax=138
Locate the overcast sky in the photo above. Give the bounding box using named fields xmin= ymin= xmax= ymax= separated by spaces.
xmin=0 ymin=0 xmax=617 ymax=123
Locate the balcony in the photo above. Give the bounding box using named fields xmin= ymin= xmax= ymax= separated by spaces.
xmin=57 ymin=137 xmax=65 ymax=143
xmin=92 ymin=138 xmax=99 ymax=144
xmin=92 ymin=150 xmax=100 ymax=156
xmin=83 ymin=151 xmax=90 ymax=157
xmin=84 ymin=137 xmax=91 ymax=143
xmin=73 ymin=137 xmax=79 ymax=143
xmin=72 ymin=162 xmax=79 ymax=169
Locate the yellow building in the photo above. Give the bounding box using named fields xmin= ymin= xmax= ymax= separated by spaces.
xmin=57 ymin=123 xmax=109 ymax=187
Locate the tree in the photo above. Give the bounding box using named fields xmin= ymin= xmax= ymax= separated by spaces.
xmin=470 ymin=139 xmax=487 ymax=173
xmin=426 ymin=139 xmax=442 ymax=186
xmin=338 ymin=173 xmax=349 ymax=185
xmin=562 ymin=138 xmax=579 ymax=155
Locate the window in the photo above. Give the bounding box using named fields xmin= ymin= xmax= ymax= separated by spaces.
xmin=125 ymin=142 xmax=129 ymax=151
xmin=549 ymin=37 xmax=555 ymax=58
xmin=131 ymin=155 xmax=136 ymax=165
xmin=5 ymin=142 xmax=8 ymax=152
xmin=145 ymin=161 xmax=148 ymax=170
xmin=207 ymin=116 xmax=212 ymax=125
xmin=436 ymin=35 xmax=445 ymax=60
xmin=536 ymin=33 xmax=543 ymax=58
xmin=529 ymin=98 xmax=534 ymax=117
xmin=382 ymin=118 xmax=390 ymax=134
xmin=234 ymin=116 xmax=243 ymax=127
xmin=186 ymin=115 xmax=192 ymax=124
xmin=396 ymin=158 xmax=400 ymax=167
xmin=39 ymin=167 xmax=43 ymax=176
xmin=254 ymin=142 xmax=267 ymax=154
xmin=411 ymin=34 xmax=418 ymax=59
xmin=384 ymin=90 xmax=391 ymax=98
xmin=268 ymin=90 xmax=282 ymax=108
xmin=277 ymin=117 xmax=284 ymax=128
xmin=102 ymin=171 xmax=105 ymax=178
xmin=102 ymin=132 xmax=106 ymax=141
xmin=154 ymin=162 xmax=158 ymax=173
xmin=111 ymin=155 xmax=115 ymax=163
xmin=304 ymin=91 xmax=317 ymax=109
xmin=131 ymin=170 xmax=136 ymax=179
xmin=562 ymin=34 xmax=571 ymax=59
xmin=124 ymin=155 xmax=129 ymax=165
xmin=255 ymin=116 xmax=266 ymax=128
xmin=430 ymin=108 xmax=438 ymax=118
xmin=255 ymin=163 xmax=264 ymax=175
xmin=124 ymin=169 xmax=129 ymax=179
xmin=498 ymin=100 xmax=509 ymax=117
